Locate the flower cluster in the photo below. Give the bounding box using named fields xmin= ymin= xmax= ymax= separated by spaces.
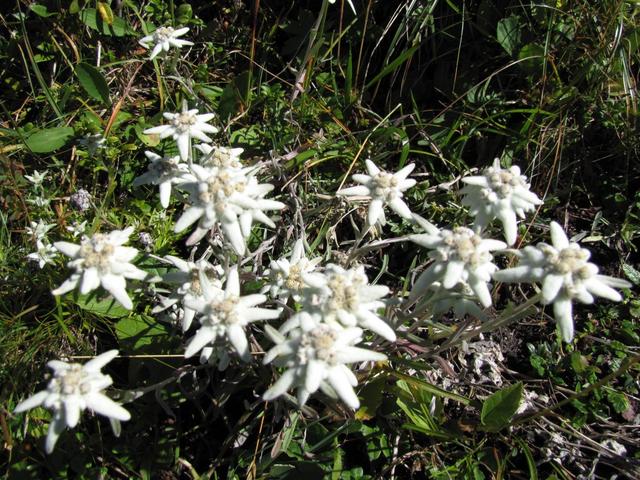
xmin=14 ymin=350 xmax=129 ymax=453
xmin=263 ymin=246 xmax=393 ymax=409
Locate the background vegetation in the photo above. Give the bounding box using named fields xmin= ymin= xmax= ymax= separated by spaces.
xmin=1 ymin=0 xmax=639 ymax=478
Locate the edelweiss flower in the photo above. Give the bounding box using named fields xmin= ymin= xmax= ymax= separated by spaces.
xmin=25 ymin=169 xmax=47 ymax=186
xmin=26 ymin=219 xmax=55 ymax=241
xmin=267 ymin=239 xmax=323 ymax=302
xmin=66 ymin=221 xmax=88 ymax=238
xmin=27 ymin=240 xmax=57 ymax=269
xmin=152 ymin=255 xmax=224 ymax=331
xmin=174 ymin=163 xmax=284 ymax=254
xmin=139 ymin=26 xmax=193 ymax=60
xmin=144 ymin=104 xmax=219 ymax=161
xmin=13 ymin=350 xmax=130 ymax=454
xmin=337 ymin=160 xmax=416 ymax=227
xmin=336 ymin=160 xmax=416 ymax=226
xmin=460 ymin=158 xmax=542 ymax=245
xmin=52 ymin=227 xmax=147 ymax=309
xmin=410 ymin=222 xmax=506 ymax=308
xmin=305 ymin=264 xmax=395 ymax=341
xmin=184 ymin=267 xmax=281 ymax=361
xmin=493 ymin=221 xmax=631 ymax=342
xmin=133 ymin=151 xmax=192 ymax=208
xmin=78 ymin=134 xmax=107 ymax=155
xmin=263 ymin=319 xmax=386 ymax=409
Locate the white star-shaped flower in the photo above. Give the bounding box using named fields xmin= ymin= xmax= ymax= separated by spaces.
xmin=26 ymin=219 xmax=56 ymax=241
xmin=13 ymin=350 xmax=130 ymax=454
xmin=263 ymin=318 xmax=386 ymax=409
xmin=27 ymin=239 xmax=58 ymax=269
xmin=184 ymin=266 xmax=281 ymax=361
xmin=25 ymin=169 xmax=47 ymax=186
xmin=460 ymin=158 xmax=542 ymax=245
xmin=133 ymin=151 xmax=193 ymax=208
xmin=139 ymin=26 xmax=194 ymax=60
xmin=52 ymin=227 xmax=148 ymax=309
xmin=337 ymin=159 xmax=416 ymax=227
xmin=144 ymin=104 xmax=219 ymax=161
xmin=493 ymin=221 xmax=631 ymax=342
xmin=174 ymin=163 xmax=284 ymax=254
xmin=410 ymin=221 xmax=506 ymax=308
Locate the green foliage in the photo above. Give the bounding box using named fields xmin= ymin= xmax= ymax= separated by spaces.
xmin=2 ymin=0 xmax=639 ymax=478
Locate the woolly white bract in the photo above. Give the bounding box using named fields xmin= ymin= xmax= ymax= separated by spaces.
xmin=493 ymin=221 xmax=631 ymax=342
xmin=13 ymin=350 xmax=130 ymax=453
xmin=410 ymin=221 xmax=506 ymax=308
xmin=183 ymin=266 xmax=281 ymax=362
xmin=337 ymin=159 xmax=416 ymax=227
xmin=52 ymin=227 xmax=147 ymax=309
xmin=139 ymin=26 xmax=194 ymax=60
xmin=263 ymin=317 xmax=386 ymax=409
xmin=460 ymin=158 xmax=542 ymax=246
xmin=144 ymin=104 xmax=219 ymax=161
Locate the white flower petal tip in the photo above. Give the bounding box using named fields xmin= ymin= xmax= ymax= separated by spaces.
xmin=338 ymin=160 xmax=417 ymax=228
xmin=461 ymin=159 xmax=542 ymax=245
xmin=495 ymin=221 xmax=631 ymax=342
xmin=13 ymin=351 xmax=128 ymax=453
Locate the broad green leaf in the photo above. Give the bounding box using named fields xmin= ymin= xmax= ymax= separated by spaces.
xmin=480 ymin=382 xmax=523 ymax=431
xmin=496 ymin=15 xmax=521 ymax=56
xmin=79 ymin=8 xmax=133 ymax=37
xmin=30 ymin=4 xmax=57 ymax=17
xmin=24 ymin=126 xmax=74 ymax=153
xmin=518 ymin=43 xmax=545 ymax=74
xmin=76 ymin=62 xmax=110 ymax=104
xmin=69 ymin=0 xmax=80 ymax=14
xmin=115 ymin=314 xmax=169 ymax=351
xmin=74 ymin=293 xmax=130 ymax=319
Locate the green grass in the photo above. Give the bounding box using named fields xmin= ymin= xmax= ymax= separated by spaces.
xmin=1 ymin=0 xmax=639 ymax=478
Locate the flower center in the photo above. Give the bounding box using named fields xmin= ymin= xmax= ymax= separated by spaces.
xmin=327 ymin=274 xmax=360 ymax=312
xmin=172 ymin=112 xmax=197 ymax=134
xmin=284 ymin=261 xmax=307 ymax=291
xmin=80 ymin=234 xmax=114 ymax=271
xmin=50 ymin=364 xmax=92 ymax=395
xmin=486 ymin=167 xmax=524 ymax=199
xmin=153 ymin=26 xmax=174 ymax=43
xmin=440 ymin=227 xmax=485 ymax=265
xmin=152 ymin=157 xmax=180 ymax=177
xmin=205 ymin=148 xmax=241 ymax=169
xmin=208 ymin=295 xmax=239 ymax=325
xmin=300 ymin=325 xmax=338 ymax=363
xmin=371 ymin=172 xmax=399 ymax=200
xmin=547 ymin=244 xmax=591 ymax=276
xmin=189 ymin=270 xmax=202 ymax=295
